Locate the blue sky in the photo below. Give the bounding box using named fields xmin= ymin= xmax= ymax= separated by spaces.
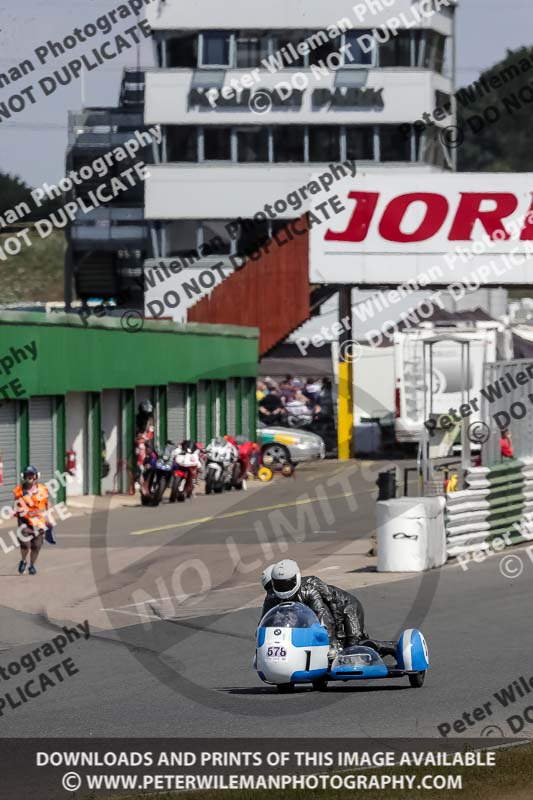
xmin=0 ymin=0 xmax=531 ymax=187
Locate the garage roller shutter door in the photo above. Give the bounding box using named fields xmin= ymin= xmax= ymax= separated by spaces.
xmin=0 ymin=402 xmax=18 ymax=506
xmin=197 ymin=382 xmax=208 ymax=445
xmin=242 ymin=379 xmax=250 ymax=440
xmin=29 ymin=397 xmax=56 ymax=488
xmin=167 ymin=384 xmax=187 ymax=445
xmin=226 ymin=380 xmax=236 ymax=437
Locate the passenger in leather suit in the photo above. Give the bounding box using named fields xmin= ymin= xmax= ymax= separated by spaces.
xmin=261 ymin=561 xmax=397 ymax=659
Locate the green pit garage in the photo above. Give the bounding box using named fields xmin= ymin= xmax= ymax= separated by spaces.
xmin=0 ymin=311 xmax=258 ymax=505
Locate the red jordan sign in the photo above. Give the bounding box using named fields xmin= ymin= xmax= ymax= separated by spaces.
xmin=311 ymin=174 xmax=533 ymax=286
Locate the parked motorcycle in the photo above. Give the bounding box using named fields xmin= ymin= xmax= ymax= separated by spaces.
xmin=140 ymin=440 xmax=175 ymax=506
xmin=204 ymin=437 xmax=238 ymax=494
xmin=169 ymin=440 xmax=201 ymax=503
xmin=227 ymin=436 xmax=256 ymax=490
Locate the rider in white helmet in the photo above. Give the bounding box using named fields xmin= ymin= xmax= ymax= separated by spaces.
xmin=271 ymin=559 xmax=301 ymax=599
xmin=267 ymin=559 xmax=335 ymax=639
xmin=265 ymin=559 xmax=397 ymax=659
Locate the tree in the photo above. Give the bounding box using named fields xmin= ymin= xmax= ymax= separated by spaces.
xmin=457 ymin=46 xmax=533 ymax=172
xmin=0 ymin=170 xmax=63 ymax=222
xmin=0 ymin=172 xmax=34 ymax=218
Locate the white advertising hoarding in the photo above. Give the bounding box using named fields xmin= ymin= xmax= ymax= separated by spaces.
xmin=310 ymin=173 xmax=533 ymax=286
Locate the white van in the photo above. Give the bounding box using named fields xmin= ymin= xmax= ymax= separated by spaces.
xmin=393 ymin=323 xmax=508 ymax=446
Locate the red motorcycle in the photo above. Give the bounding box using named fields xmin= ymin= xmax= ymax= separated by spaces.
xmin=227 ymin=436 xmax=258 ymax=491
xmin=169 ymin=440 xmax=201 ymax=503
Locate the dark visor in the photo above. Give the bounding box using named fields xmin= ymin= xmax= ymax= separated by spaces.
xmin=272 ymin=576 xmax=298 ymax=593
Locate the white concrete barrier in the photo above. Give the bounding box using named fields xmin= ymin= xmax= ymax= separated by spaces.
xmin=377 ymin=497 xmax=447 ymax=572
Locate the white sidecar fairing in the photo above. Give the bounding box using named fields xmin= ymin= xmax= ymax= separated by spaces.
xmin=256 ymin=602 xmax=329 ymax=685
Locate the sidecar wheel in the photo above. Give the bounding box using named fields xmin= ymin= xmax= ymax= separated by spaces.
xmin=409 ymin=671 xmax=426 ymax=688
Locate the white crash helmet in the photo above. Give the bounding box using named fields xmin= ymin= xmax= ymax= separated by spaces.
xmin=260 ymin=564 xmax=275 ymax=591
xmin=271 ymin=559 xmax=301 ymax=600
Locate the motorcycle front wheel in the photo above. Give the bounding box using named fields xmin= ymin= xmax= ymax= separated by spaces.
xmin=153 ymin=477 xmax=167 ymax=506
xmin=169 ymin=477 xmax=178 ymax=503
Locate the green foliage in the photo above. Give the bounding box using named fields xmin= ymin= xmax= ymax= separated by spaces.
xmin=458 ymin=46 xmax=533 ymax=171
xmin=0 ymin=172 xmax=34 ymax=218
xmin=0 ymin=171 xmax=65 ymax=302
xmin=0 ymin=229 xmax=65 ymax=303
xmin=0 ymin=170 xmax=63 ymax=221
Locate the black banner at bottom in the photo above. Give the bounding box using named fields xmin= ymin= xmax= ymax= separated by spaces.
xmin=0 ymin=737 xmax=529 ymax=798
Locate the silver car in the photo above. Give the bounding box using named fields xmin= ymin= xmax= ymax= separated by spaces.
xmin=257 ymin=426 xmax=326 ymax=465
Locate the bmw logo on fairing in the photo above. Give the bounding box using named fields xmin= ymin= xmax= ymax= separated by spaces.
xmin=274 ymin=629 xmax=282 ymax=635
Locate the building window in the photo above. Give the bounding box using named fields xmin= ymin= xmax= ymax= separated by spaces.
xmin=378 ymin=31 xmax=411 ymax=67
xmin=200 ymin=31 xmax=232 ymax=66
xmin=166 ymin=221 xmax=199 ymax=257
xmin=235 ymin=218 xmax=271 ymax=255
xmin=200 ymin=221 xmax=232 ymax=255
xmin=379 ymin=126 xmax=411 ymax=161
xmin=308 ymin=126 xmax=341 ymax=162
xmin=236 ymin=127 xmax=269 ymax=162
xmin=166 ymin=126 xmax=197 ymax=161
xmin=272 ymin=32 xmax=306 ymax=68
xmin=433 ymin=34 xmax=446 ymax=73
xmin=202 ymin=127 xmax=232 ymax=160
xmin=273 ymin=126 xmax=305 ymax=162
xmin=343 ymin=30 xmax=374 ymax=66
xmin=236 ymin=32 xmax=269 ymax=67
xmin=345 ymin=126 xmax=374 ymax=160
xmin=414 ymin=31 xmax=446 ymax=72
xmin=308 ymin=33 xmax=340 ymax=66
xmin=167 ymin=33 xmax=197 ymax=67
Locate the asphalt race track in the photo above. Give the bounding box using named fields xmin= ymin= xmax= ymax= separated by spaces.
xmin=0 ymin=461 xmax=532 ymax=740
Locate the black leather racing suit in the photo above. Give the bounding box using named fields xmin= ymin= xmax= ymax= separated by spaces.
xmin=260 ymin=577 xmax=336 ymax=642
xmin=323 ymin=582 xmax=398 ymax=657
xmin=306 ymin=579 xmax=367 ymax=647
xmin=261 ymin=577 xmax=396 ymax=657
